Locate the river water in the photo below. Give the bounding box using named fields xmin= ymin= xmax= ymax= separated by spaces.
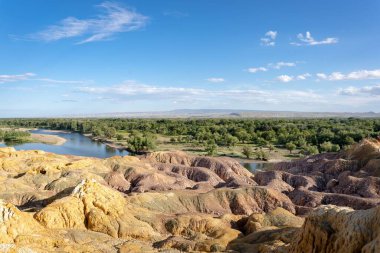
xmin=0 ymin=130 xmax=275 ymax=172
xmin=242 ymin=162 xmax=275 ymax=172
xmin=0 ymin=129 xmax=129 ymax=158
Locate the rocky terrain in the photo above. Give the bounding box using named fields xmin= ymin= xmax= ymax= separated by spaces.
xmin=0 ymin=138 xmax=380 ymax=252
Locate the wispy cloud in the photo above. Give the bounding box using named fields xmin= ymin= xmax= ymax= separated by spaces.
xmin=0 ymin=73 xmax=36 ymax=83
xmin=338 ymin=84 xmax=380 ymax=96
xmin=30 ymin=1 xmax=148 ymax=44
xmin=291 ymin=31 xmax=338 ymax=46
xmin=277 ymin=73 xmax=311 ymax=83
xmin=61 ymin=99 xmax=79 ymax=103
xmin=34 ymin=78 xmax=89 ymax=84
xmin=0 ymin=72 xmax=88 ymax=85
xmin=247 ymin=61 xmax=296 ymax=74
xmin=296 ymin=73 xmax=311 ymax=80
xmin=247 ymin=67 xmax=268 ymax=73
xmin=269 ymin=62 xmax=296 ymax=69
xmin=277 ymin=75 xmax=294 ymax=83
xmin=260 ymin=30 xmax=277 ymax=46
xmin=317 ymin=69 xmax=380 ymax=81
xmin=77 ymin=80 xmax=325 ymax=106
xmin=206 ymin=78 xmax=225 ymax=83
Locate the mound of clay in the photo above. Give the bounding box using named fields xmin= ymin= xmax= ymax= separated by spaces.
xmin=35 ymin=179 xmax=160 ymax=240
xmin=256 ymin=139 xmax=380 ymax=214
xmin=126 ymin=186 xmax=295 ymax=215
xmin=344 ymin=138 xmax=380 ymax=166
xmin=156 ymin=214 xmax=241 ymax=252
xmin=144 ymin=151 xmax=256 ymax=186
xmin=228 ymin=207 xmax=304 ymax=253
xmin=290 ymin=205 xmax=380 ymax=253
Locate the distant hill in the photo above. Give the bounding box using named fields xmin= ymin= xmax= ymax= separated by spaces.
xmin=67 ymin=109 xmax=380 ymax=118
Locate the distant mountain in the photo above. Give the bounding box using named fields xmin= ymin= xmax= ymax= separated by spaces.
xmin=66 ymin=109 xmax=380 ymax=118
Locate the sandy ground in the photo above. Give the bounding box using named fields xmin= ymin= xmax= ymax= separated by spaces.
xmin=31 ymin=133 xmax=67 ymax=145
xmin=40 ymin=129 xmax=72 ymax=133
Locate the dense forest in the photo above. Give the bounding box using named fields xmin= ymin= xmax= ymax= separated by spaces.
xmin=1 ymin=118 xmax=379 ymax=155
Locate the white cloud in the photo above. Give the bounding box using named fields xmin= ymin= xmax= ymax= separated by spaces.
xmin=338 ymin=84 xmax=380 ymax=96
xmin=248 ymin=61 xmax=296 ymax=74
xmin=34 ymin=78 xmax=89 ymax=84
xmin=247 ymin=67 xmax=268 ymax=73
xmin=260 ymin=30 xmax=277 ymax=46
xmin=317 ymin=69 xmax=380 ymax=81
xmin=277 ymin=75 xmax=294 ymax=83
xmin=0 ymin=73 xmax=36 ymax=83
xmin=265 ymin=31 xmax=277 ymax=40
xmin=291 ymin=31 xmax=338 ymax=46
xmin=276 ymin=73 xmax=311 ymax=83
xmin=269 ymin=62 xmax=296 ymax=69
xmin=78 ymin=81 xmax=203 ymax=98
xmin=0 ymin=73 xmax=88 ymax=85
xmin=77 ymin=80 xmax=325 ymax=105
xmin=31 ymin=1 xmax=148 ymax=44
xmin=206 ymin=78 xmax=225 ymax=83
xmin=296 ymin=73 xmax=311 ymax=80
xmin=316 ymin=73 xmax=328 ymax=79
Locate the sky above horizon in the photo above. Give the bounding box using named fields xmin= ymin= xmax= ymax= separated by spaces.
xmin=1 ymin=0 xmax=380 ymax=117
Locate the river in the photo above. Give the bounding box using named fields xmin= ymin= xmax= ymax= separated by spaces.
xmin=0 ymin=129 xmax=129 ymax=158
xmin=242 ymin=162 xmax=274 ymax=172
xmin=0 ymin=130 xmax=275 ymax=171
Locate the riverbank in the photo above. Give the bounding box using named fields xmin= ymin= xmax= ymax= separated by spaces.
xmin=93 ymin=132 xmax=293 ymax=163
xmin=19 ymin=128 xmax=292 ymax=162
xmin=30 ymin=133 xmax=67 ymax=145
xmin=41 ymin=129 xmax=72 ymax=134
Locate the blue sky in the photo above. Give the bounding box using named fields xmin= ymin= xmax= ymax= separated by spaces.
xmin=0 ymin=0 xmax=380 ymax=117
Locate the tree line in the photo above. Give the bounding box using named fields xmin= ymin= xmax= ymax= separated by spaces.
xmin=1 ymin=118 xmax=379 ymax=155
xmin=0 ymin=129 xmax=31 ymax=144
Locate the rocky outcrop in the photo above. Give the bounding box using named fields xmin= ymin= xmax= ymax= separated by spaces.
xmin=127 ymin=186 xmax=296 ymax=215
xmin=228 ymin=207 xmax=304 ymax=253
xmin=256 ymin=139 xmax=380 ymax=215
xmin=290 ymin=205 xmax=380 ymax=253
xmin=1 ymin=139 xmax=380 ymax=253
xmin=35 ymin=179 xmax=161 ymax=240
xmin=143 ymin=151 xmax=256 ymax=187
xmin=155 ymin=214 xmax=242 ymax=252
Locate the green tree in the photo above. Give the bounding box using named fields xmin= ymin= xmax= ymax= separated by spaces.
xmin=224 ymin=134 xmax=239 ymax=147
xmin=104 ymin=127 xmax=116 ymax=139
xmin=320 ymin=141 xmax=333 ymax=152
xmin=255 ymin=148 xmax=269 ymax=161
xmin=205 ymin=140 xmax=218 ymax=156
xmin=267 ymin=144 xmax=275 ymax=153
xmin=127 ymin=131 xmax=156 ymax=154
xmin=242 ymin=146 xmax=253 ymax=159
xmin=92 ymin=127 xmax=104 ymax=138
xmin=331 ymin=144 xmax=341 ymax=152
xmin=285 ymin=142 xmax=296 ymax=154
xmin=116 ymin=134 xmax=124 ymax=141
xmin=256 ymin=137 xmax=268 ymax=147
xmin=344 ymin=136 xmax=355 ymax=145
xmin=301 ymin=145 xmax=319 ymax=155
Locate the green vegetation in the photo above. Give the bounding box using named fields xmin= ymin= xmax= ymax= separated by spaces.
xmin=255 ymin=148 xmax=269 ymax=161
xmin=0 ymin=129 xmax=32 ymax=145
xmin=126 ymin=131 xmax=156 ymax=154
xmin=204 ymin=140 xmax=218 ymax=156
xmin=242 ymin=146 xmax=253 ymax=159
xmin=1 ymin=118 xmax=379 ymax=156
xmin=285 ymin=142 xmax=296 ymax=154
